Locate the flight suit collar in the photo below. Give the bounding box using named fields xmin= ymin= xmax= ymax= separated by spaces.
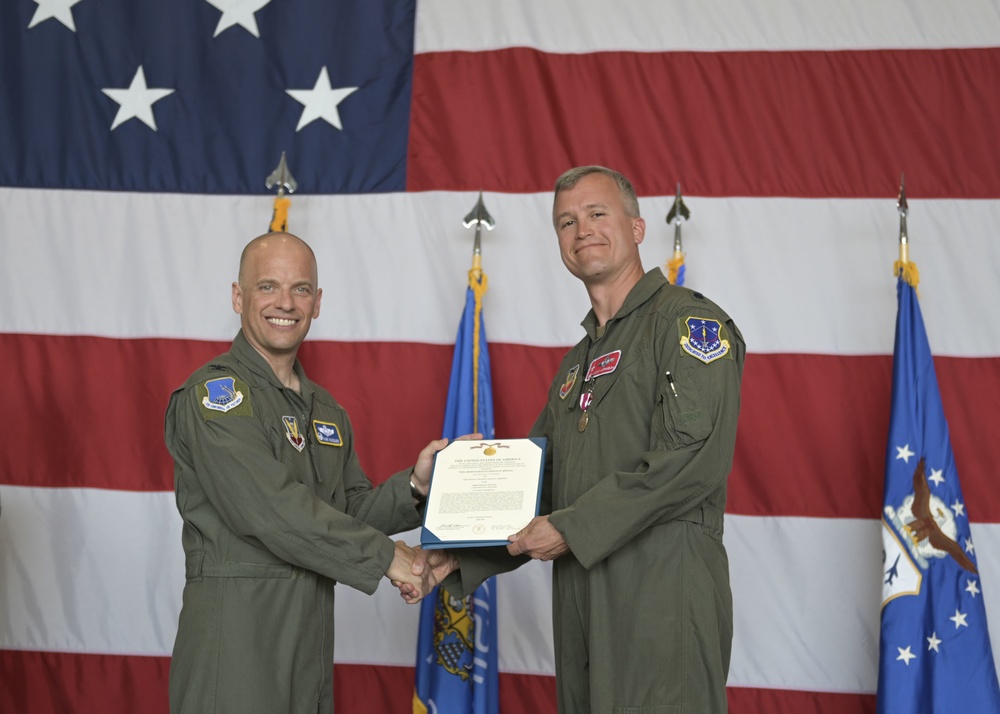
xmin=580 ymin=268 xmax=668 ymax=340
xmin=229 ymin=329 xmax=315 ymax=398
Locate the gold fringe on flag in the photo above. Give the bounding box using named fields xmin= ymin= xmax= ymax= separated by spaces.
xmin=469 ymin=257 xmax=488 ymax=434
xmin=894 ymin=259 xmax=920 ymax=289
xmin=269 ymin=195 xmax=290 ymax=233
xmin=666 ymin=254 xmax=684 ymax=285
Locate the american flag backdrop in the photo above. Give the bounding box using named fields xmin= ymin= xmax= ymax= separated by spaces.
xmin=2 ymin=1 xmax=1000 ymax=712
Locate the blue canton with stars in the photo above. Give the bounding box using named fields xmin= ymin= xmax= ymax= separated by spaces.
xmin=0 ymin=0 xmax=415 ymax=193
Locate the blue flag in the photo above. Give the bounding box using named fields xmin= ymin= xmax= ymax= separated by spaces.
xmin=414 ymin=279 xmax=499 ymax=714
xmin=877 ymin=277 xmax=1000 ymax=712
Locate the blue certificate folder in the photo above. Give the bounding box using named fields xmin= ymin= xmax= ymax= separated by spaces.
xmin=420 ymin=437 xmax=547 ymax=549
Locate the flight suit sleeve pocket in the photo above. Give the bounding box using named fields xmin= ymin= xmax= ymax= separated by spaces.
xmin=657 ymin=369 xmax=713 ymax=448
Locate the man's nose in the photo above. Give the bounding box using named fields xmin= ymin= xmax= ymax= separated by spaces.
xmin=275 ymin=288 xmax=295 ymax=308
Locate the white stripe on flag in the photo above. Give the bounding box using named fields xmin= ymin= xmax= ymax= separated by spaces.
xmin=4 ymin=485 xmax=999 ymax=693
xmin=3 ymin=188 xmax=999 ymax=356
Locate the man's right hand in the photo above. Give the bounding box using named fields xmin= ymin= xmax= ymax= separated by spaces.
xmin=386 ymin=541 xmax=428 ymax=603
xmin=390 ymin=546 xmax=459 ymax=604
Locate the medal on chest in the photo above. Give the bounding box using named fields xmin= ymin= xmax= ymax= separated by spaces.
xmin=577 ymin=386 xmax=594 ymax=432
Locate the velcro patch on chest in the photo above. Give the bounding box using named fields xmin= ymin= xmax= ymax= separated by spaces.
xmin=313 ymin=420 xmax=343 ymax=446
xmin=282 ymin=416 xmax=306 ymax=451
xmin=559 ymin=364 xmax=580 ymax=400
xmin=585 ymin=350 xmax=622 ymax=380
xmin=197 ymin=376 xmax=252 ymax=419
xmin=680 ymin=316 xmax=731 ymax=363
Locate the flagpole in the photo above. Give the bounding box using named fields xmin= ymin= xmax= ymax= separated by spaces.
xmin=462 ymin=192 xmax=495 ymax=433
xmin=266 ymin=151 xmax=297 ymax=232
xmin=414 ymin=194 xmax=499 ymax=714
xmin=665 ymin=183 xmax=689 ymax=286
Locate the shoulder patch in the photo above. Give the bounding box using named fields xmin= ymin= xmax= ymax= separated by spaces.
xmin=197 ymin=376 xmax=252 ymax=419
xmin=313 ymin=420 xmax=343 ymax=447
xmin=679 ymin=316 xmax=732 ymax=364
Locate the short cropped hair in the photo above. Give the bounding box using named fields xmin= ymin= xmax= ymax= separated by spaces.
xmin=553 ymin=166 xmax=641 ymax=219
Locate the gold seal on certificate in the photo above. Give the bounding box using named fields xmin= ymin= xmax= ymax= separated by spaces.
xmin=420 ymin=437 xmax=547 ymax=548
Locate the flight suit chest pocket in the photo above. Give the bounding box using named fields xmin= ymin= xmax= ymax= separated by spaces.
xmin=585 ymin=342 xmax=644 ymax=411
xmin=657 ymin=368 xmax=713 ymax=449
xmin=262 ymin=414 xmax=315 ymax=486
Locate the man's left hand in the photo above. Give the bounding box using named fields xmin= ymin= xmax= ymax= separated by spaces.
xmin=507 ymin=515 xmax=569 ymax=561
xmin=411 ymin=433 xmax=483 ymax=496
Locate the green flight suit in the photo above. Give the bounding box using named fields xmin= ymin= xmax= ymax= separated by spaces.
xmin=164 ymin=331 xmax=421 ymax=714
xmin=448 ymin=269 xmax=745 ymax=713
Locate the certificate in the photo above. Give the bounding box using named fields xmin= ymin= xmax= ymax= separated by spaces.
xmin=421 ymin=437 xmax=546 ymax=548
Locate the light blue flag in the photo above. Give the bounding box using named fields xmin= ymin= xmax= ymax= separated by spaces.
xmin=414 ymin=279 xmax=499 ymax=714
xmin=877 ymin=276 xmax=1000 ymax=712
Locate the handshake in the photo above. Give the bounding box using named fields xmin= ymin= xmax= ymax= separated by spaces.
xmin=386 ymin=541 xmax=457 ymax=604
xmin=384 ymin=513 xmax=570 ymax=602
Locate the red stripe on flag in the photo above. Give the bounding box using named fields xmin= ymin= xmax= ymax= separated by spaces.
xmin=0 ymin=651 xmax=880 ymax=714
xmin=0 ymin=650 xmax=170 ymax=714
xmin=727 ymin=686 xmax=875 ymax=713
xmin=3 ymin=334 xmax=997 ymax=521
xmin=408 ymin=47 xmax=1000 ymax=198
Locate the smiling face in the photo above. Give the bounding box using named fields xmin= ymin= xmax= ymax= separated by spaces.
xmin=232 ymin=233 xmax=322 ymax=368
xmin=553 ymin=172 xmax=645 ymax=286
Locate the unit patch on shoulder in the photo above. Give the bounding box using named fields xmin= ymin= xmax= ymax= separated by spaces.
xmin=559 ymin=364 xmax=580 ymax=400
xmin=313 ymin=420 xmax=343 ymax=447
xmin=282 ymin=416 xmax=306 ymax=452
xmin=680 ymin=317 xmax=731 ymax=364
xmin=198 ymin=376 xmax=252 ymax=419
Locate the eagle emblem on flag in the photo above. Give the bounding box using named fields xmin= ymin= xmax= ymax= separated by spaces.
xmin=431 ymin=589 xmax=475 ymax=681
xmin=884 ymin=457 xmax=976 ymax=575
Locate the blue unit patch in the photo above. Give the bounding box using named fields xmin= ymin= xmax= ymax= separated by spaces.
xmin=313 ymin=420 xmax=343 ymax=447
xmin=681 ymin=317 xmax=731 ymax=363
xmin=202 ymin=377 xmax=244 ymax=412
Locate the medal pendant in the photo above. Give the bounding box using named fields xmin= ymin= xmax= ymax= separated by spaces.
xmin=578 ymin=410 xmax=589 ymax=432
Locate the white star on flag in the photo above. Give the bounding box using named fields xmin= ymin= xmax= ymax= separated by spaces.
xmin=28 ymin=0 xmax=84 ymax=31
xmin=966 ymin=579 xmax=980 ymax=598
xmin=952 ymin=499 xmax=966 ymax=517
xmin=897 ymin=646 xmax=916 ymax=665
xmin=950 ymin=609 xmax=969 ymax=629
xmin=101 ymin=67 xmax=175 ymax=131
xmin=965 ymin=537 xmax=975 ymax=555
xmin=895 ymin=444 xmax=915 ymax=463
xmin=287 ymin=67 xmax=358 ymax=131
xmin=928 ymin=468 xmax=945 ymax=486
xmin=927 ymin=632 xmax=942 ymax=652
xmin=204 ymin=0 xmax=271 ymax=38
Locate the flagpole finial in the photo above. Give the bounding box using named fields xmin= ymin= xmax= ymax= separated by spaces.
xmin=894 ymin=173 xmax=919 ymax=288
xmin=266 ymin=151 xmax=297 ymax=197
xmin=897 ymin=173 xmax=908 ymax=263
xmin=665 ymin=183 xmax=690 ymax=285
xmin=266 ymin=152 xmax=297 ymax=232
xmin=463 ymin=191 xmax=496 ymax=275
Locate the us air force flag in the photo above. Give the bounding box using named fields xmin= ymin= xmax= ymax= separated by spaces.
xmin=877 ymin=277 xmax=1000 ymax=712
